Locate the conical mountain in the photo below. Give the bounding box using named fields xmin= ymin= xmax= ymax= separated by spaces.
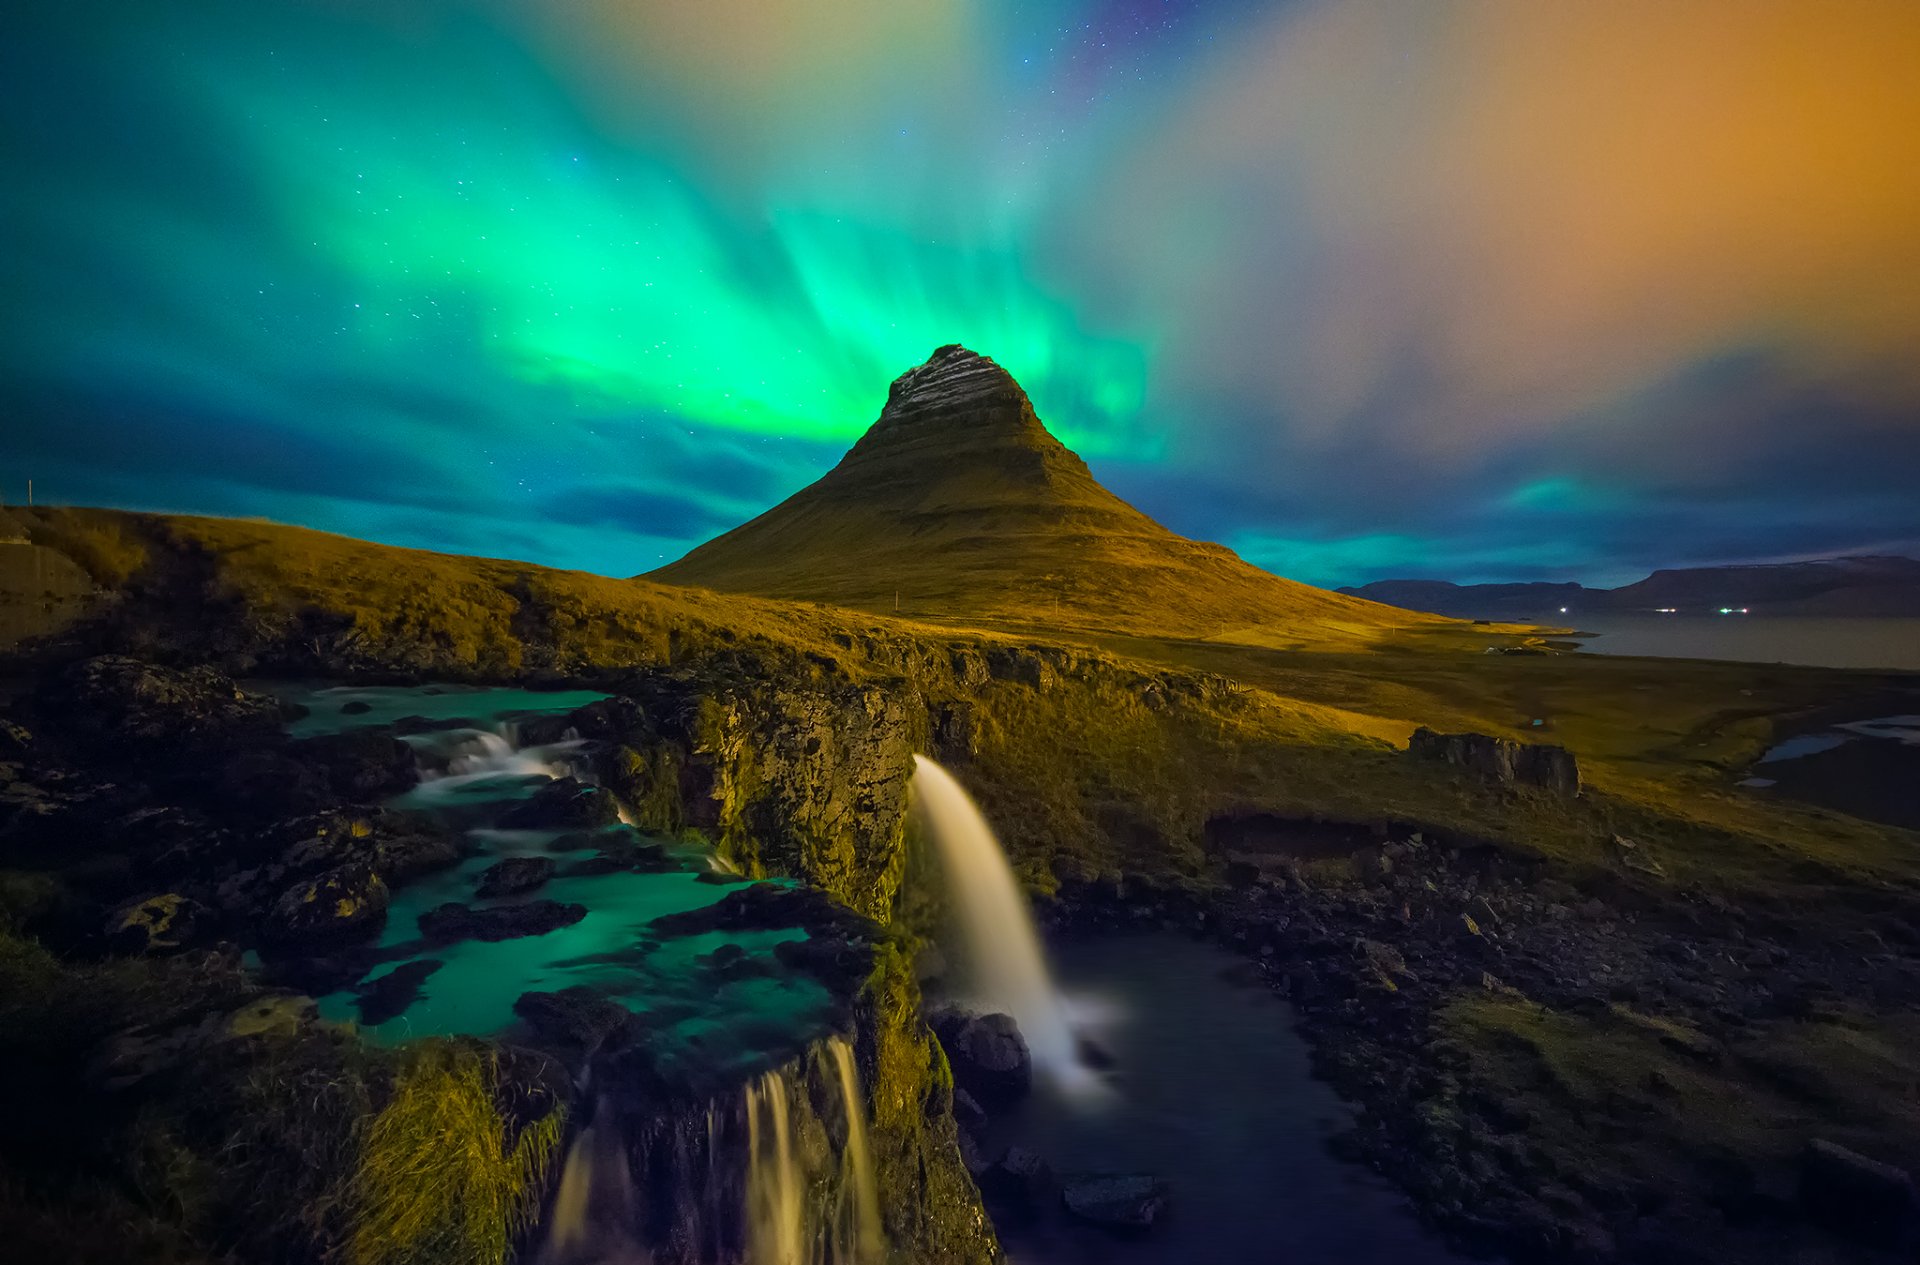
xmin=649 ymin=345 xmax=1444 ymax=642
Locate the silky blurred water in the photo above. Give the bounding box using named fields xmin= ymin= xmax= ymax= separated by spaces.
xmin=982 ymin=933 xmax=1466 ymax=1264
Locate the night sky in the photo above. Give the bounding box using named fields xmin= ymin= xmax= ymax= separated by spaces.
xmin=4 ymin=1 xmax=1918 ymax=587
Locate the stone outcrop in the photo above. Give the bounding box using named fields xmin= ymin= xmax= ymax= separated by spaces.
xmin=1406 ymin=727 xmax=1581 ymax=796
xmin=568 ymin=679 xmax=915 ymax=922
xmin=933 ymin=1011 xmax=1033 ymax=1105
xmin=419 ymin=898 xmax=586 ymax=943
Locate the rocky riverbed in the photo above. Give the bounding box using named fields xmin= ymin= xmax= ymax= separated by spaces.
xmin=1044 ymin=831 xmax=1920 ymax=1263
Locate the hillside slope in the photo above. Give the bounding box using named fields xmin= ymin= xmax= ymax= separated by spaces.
xmin=651 ymin=345 xmax=1444 ymax=645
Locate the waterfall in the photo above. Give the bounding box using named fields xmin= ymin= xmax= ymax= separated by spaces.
xmin=744 ymin=1072 xmax=804 ymax=1265
xmin=398 ymin=724 xmax=587 ymax=807
xmin=911 ymin=754 xmax=1076 ymax=1076
xmin=827 ymin=1039 xmax=883 ymax=1264
xmin=537 ymin=1098 xmax=647 ymax=1265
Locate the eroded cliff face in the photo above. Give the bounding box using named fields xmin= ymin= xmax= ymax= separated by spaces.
xmin=550 ymin=679 xmax=918 ymax=923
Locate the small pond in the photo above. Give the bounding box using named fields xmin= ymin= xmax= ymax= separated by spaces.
xmin=980 ymin=932 xmax=1466 ymax=1264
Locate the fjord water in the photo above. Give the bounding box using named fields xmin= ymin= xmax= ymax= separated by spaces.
xmin=911 ymin=754 xmax=1077 ymax=1077
xmin=1558 ymin=613 xmax=1920 ymax=670
xmin=985 ymin=934 xmax=1464 ymax=1265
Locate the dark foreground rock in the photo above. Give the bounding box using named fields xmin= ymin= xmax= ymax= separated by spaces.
xmin=106 ymin=892 xmax=213 ymax=955
xmin=351 ymin=958 xmax=443 ymax=1026
xmin=1062 ymin=1174 xmax=1169 ymax=1232
xmin=45 ymin=654 xmax=284 ymax=762
xmin=262 ymin=863 xmax=389 ymax=948
xmin=499 ymin=777 xmax=620 ymax=830
xmin=419 ymin=899 xmax=586 ymax=943
xmin=937 ymin=1011 xmax=1032 ymax=1105
xmin=514 ymin=985 xmax=636 ymax=1054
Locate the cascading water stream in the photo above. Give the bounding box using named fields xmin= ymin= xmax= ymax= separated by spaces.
xmin=741 ymin=1043 xmax=884 ymax=1265
xmin=827 ymin=1039 xmax=883 ymax=1264
xmin=537 ymin=1070 xmax=647 ymax=1265
xmin=911 ymin=754 xmax=1077 ymax=1078
xmin=397 ymin=723 xmax=589 ymax=807
xmin=744 ymin=1072 xmax=804 ymax=1265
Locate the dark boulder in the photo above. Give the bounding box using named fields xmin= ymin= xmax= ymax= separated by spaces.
xmin=1406 ymin=727 xmax=1581 ymax=796
xmin=420 ymin=899 xmax=586 ymax=943
xmin=513 ymin=986 xmax=636 ymax=1053
xmin=1799 ymin=1138 xmax=1916 ymax=1247
xmin=262 ymin=863 xmax=389 ymax=948
xmin=352 ymin=958 xmax=443 ymax=1026
xmin=289 ymin=728 xmax=419 ymax=801
xmin=499 ymin=778 xmax=621 ymax=830
xmin=984 ymin=1145 xmax=1055 ymax=1207
xmin=213 ymin=749 xmax=336 ymax=820
xmin=105 ymin=892 xmax=212 ymax=955
xmin=938 ymin=1012 xmax=1032 ymax=1105
xmin=1061 ymin=1174 xmax=1169 ymax=1232
xmin=475 ymin=856 xmax=555 ymax=899
xmin=47 ymin=656 xmax=283 ymax=762
xmin=649 ymin=882 xmax=841 ymax=937
xmin=772 ymin=933 xmax=875 ymax=995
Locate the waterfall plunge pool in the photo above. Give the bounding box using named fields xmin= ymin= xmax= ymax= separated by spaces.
xmin=978 ymin=932 xmax=1468 ymax=1264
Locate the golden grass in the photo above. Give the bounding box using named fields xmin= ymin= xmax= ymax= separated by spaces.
xmin=347 ymin=1043 xmax=565 ymax=1265
xmin=12 ymin=506 xmax=1919 ymax=906
xmin=1442 ymin=995 xmax=1920 ymax=1212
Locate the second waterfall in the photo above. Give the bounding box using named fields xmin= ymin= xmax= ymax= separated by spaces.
xmin=911 ymin=754 xmax=1076 ymax=1077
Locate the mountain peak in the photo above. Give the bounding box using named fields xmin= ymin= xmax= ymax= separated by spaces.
xmin=853 ymin=345 xmax=1046 ymax=457
xmin=650 ymin=347 xmax=1433 ymax=640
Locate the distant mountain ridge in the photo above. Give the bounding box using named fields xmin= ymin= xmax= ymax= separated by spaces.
xmin=1341 ymin=556 xmax=1920 ymax=619
xmin=651 ymin=344 xmax=1442 ymax=643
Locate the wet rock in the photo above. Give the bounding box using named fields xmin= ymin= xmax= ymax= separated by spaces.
xmin=649 ymin=882 xmax=841 ymax=937
xmin=352 ymin=959 xmax=443 ymax=1026
xmin=555 ymin=853 xmax=625 ymax=879
xmin=772 ymin=932 xmax=875 ymax=995
xmin=419 ymin=898 xmax=586 ymax=943
xmin=1406 ymin=727 xmax=1580 ymax=796
xmin=513 ymin=985 xmax=636 ymax=1053
xmin=475 ymin=855 xmax=555 ymax=899
xmin=1799 ymin=1138 xmax=1916 ymax=1247
xmin=499 ymin=777 xmax=620 ymax=830
xmin=938 ymin=1011 xmax=1032 ymax=1105
xmin=263 ymin=863 xmax=388 ymax=948
xmin=987 ymin=1146 xmax=1055 ymax=1206
xmin=289 ymin=728 xmax=418 ymax=800
xmin=1061 ymin=1174 xmax=1169 ymax=1232
xmin=698 ymin=941 xmax=782 ymax=984
xmin=91 ymin=994 xmax=317 ymax=1090
xmin=105 ymin=892 xmax=211 ymax=955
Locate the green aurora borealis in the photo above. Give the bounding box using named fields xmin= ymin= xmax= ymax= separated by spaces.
xmin=4 ymin=1 xmax=1919 ymax=583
